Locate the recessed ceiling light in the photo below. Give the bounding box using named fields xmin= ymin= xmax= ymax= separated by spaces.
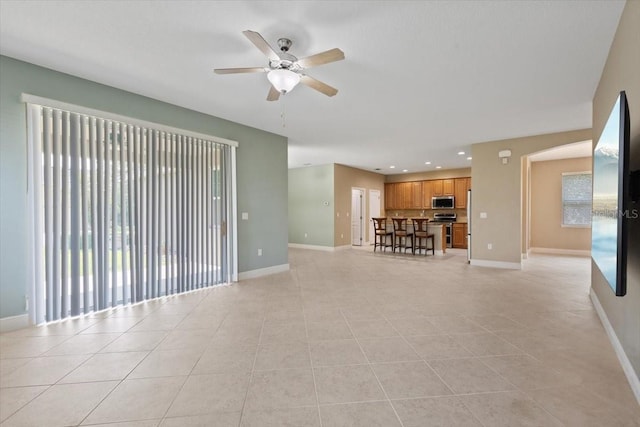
xmin=402 ymin=169 xmax=408 ymax=172
xmin=435 ymin=166 xmax=442 ymax=169
xmin=458 ymin=151 xmax=465 ymax=155
xmin=467 ymin=156 xmax=472 ymax=160
xmin=425 ymin=161 xmax=431 ymax=165
xmin=390 ymin=165 xmax=396 ymax=169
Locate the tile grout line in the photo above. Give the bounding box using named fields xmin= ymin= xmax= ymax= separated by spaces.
xmin=156 ymin=302 xmax=230 ymax=424
xmin=236 ymin=313 xmax=267 ymax=427
xmin=302 ymin=300 xmax=324 ymax=427
xmin=75 ymin=292 xmax=214 ymax=426
xmin=340 ymin=309 xmax=406 ymax=427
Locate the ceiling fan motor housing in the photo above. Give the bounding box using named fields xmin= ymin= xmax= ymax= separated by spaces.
xmin=277 ymin=38 xmax=292 ymax=52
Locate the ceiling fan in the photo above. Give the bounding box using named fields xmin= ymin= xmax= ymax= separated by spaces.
xmin=214 ymin=30 xmax=345 ymax=101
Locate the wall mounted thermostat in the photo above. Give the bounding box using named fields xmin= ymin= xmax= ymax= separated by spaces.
xmin=498 ymin=149 xmax=512 ymax=164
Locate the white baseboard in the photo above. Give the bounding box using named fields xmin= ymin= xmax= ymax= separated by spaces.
xmin=470 ymin=259 xmax=522 ymax=269
xmin=530 ymin=247 xmax=590 ymax=257
xmin=0 ymin=314 xmax=30 ymax=333
xmin=238 ymin=263 xmax=290 ymax=280
xmin=334 ymin=245 xmax=352 ymax=251
xmin=288 ymin=243 xmax=335 ymax=252
xmin=590 ymin=288 xmax=640 ymax=405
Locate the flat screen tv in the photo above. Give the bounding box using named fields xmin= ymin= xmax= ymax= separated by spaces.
xmin=592 ymin=91 xmax=630 ymax=297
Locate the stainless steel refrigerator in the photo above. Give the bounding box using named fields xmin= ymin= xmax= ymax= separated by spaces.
xmin=467 ymin=189 xmax=472 ymax=263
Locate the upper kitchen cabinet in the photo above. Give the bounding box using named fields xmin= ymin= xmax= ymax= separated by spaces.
xmin=432 ymin=179 xmax=443 ymax=196
xmin=442 ymin=179 xmax=454 ymax=196
xmin=422 ymin=180 xmax=434 ymax=209
xmin=384 ymin=183 xmax=396 ymax=210
xmin=454 ymin=177 xmax=471 ymax=208
xmin=385 ymin=182 xmax=416 ymax=209
xmin=432 ymin=179 xmax=454 ymax=196
xmin=397 ymin=182 xmax=411 ymax=208
xmin=408 ymin=181 xmax=423 ymax=209
xmin=385 ymin=177 xmax=470 ymax=210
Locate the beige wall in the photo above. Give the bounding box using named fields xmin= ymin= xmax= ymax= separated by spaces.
xmin=530 ymin=157 xmax=592 ymax=251
xmin=386 ymin=167 xmax=471 ymax=183
xmin=591 ymin=0 xmax=640 ymax=378
xmin=471 ymin=129 xmax=592 ymax=266
xmin=334 ymin=164 xmax=386 ymax=246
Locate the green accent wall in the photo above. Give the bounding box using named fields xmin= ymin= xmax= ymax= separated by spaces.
xmin=288 ymin=165 xmax=335 ymax=247
xmin=0 ymin=55 xmax=288 ymax=319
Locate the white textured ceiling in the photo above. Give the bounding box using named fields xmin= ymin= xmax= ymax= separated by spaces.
xmin=0 ymin=1 xmax=624 ymax=174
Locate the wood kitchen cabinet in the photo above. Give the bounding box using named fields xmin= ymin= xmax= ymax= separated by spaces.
xmin=384 ymin=183 xmax=396 ymax=210
xmin=452 ymin=223 xmax=467 ymax=248
xmin=432 ymin=179 xmax=454 ymax=196
xmin=442 ymin=179 xmax=454 ymax=196
xmin=408 ymin=181 xmax=423 ymax=209
xmin=454 ymin=178 xmax=471 ymax=209
xmin=385 ymin=182 xmax=418 ymax=209
xmin=422 ymin=180 xmax=434 ymax=208
xmin=386 ymin=177 xmax=470 ymax=210
xmin=398 ymin=182 xmax=411 ymax=208
xmin=432 ymin=179 xmax=444 ymax=196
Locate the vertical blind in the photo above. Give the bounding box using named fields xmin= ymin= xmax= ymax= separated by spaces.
xmin=27 ymin=103 xmax=236 ymax=323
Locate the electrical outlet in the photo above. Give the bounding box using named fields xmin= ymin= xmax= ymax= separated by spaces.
xmin=304 ymin=233 xmax=307 ymax=238
xmin=341 ymin=234 xmax=344 ymax=238
xmin=257 ymin=248 xmax=262 ymax=256
xmin=487 ymin=243 xmax=492 ymax=250
xmin=480 ymin=212 xmax=487 ymax=219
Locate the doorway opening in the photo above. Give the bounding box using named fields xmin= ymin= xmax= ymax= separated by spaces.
xmin=369 ymin=189 xmax=381 ymax=245
xmin=351 ymin=188 xmax=365 ymax=246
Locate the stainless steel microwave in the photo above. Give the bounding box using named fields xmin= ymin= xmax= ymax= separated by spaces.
xmin=432 ymin=196 xmax=455 ymax=209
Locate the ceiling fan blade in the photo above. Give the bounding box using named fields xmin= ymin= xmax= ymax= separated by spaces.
xmin=267 ymin=85 xmax=281 ymax=102
xmin=300 ymin=75 xmax=338 ymax=97
xmin=242 ymin=30 xmax=280 ymax=62
xmin=296 ymin=48 xmax=345 ymax=69
xmin=214 ymin=67 xmax=266 ymax=74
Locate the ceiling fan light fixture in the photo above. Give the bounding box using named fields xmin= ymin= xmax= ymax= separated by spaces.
xmin=267 ymin=69 xmax=301 ymax=94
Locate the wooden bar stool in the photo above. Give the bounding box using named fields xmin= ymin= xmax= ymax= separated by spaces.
xmin=372 ymin=217 xmax=393 ymax=252
xmin=392 ymin=217 xmax=414 ymax=254
xmin=412 ymin=218 xmax=435 ymax=256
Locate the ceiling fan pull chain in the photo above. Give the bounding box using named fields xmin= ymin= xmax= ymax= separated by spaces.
xmin=281 ymin=96 xmax=286 ymax=128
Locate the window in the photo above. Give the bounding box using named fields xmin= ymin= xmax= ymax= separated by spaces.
xmin=562 ymin=172 xmax=592 ymax=227
xmin=26 ymin=99 xmax=237 ymax=324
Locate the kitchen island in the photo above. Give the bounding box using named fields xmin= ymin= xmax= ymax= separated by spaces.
xmin=383 ymin=220 xmax=447 ymax=255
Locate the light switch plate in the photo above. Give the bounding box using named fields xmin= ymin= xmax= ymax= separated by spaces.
xmin=480 ymin=212 xmax=487 ymax=219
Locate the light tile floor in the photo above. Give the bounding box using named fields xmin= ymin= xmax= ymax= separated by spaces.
xmin=1 ymin=248 xmax=639 ymax=426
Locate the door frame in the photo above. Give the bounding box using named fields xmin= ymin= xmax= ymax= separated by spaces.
xmin=368 ymin=189 xmax=381 ymax=245
xmin=351 ymin=187 xmax=365 ymax=246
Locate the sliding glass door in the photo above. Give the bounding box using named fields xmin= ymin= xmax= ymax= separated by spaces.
xmin=27 ymin=102 xmax=236 ymax=324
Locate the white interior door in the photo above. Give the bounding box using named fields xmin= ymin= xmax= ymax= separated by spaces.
xmin=369 ymin=189 xmax=381 ymax=245
xmin=351 ymin=189 xmax=363 ymax=246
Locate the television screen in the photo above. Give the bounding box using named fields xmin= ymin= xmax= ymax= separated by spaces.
xmin=592 ymin=91 xmax=629 ymax=296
